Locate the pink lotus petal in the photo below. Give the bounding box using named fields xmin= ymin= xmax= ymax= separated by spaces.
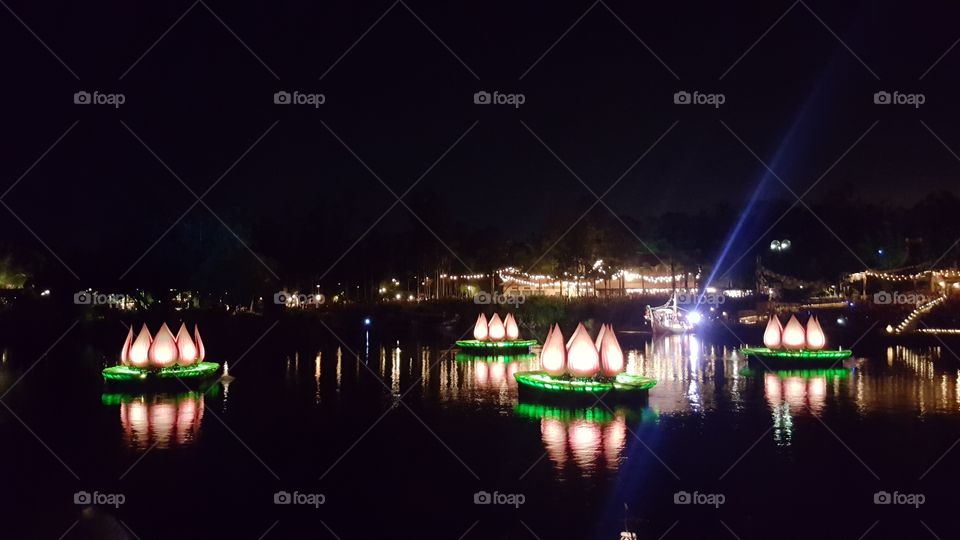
xmin=128 ymin=324 xmax=152 ymax=368
xmin=473 ymin=313 xmax=488 ymax=341
xmin=487 ymin=313 xmax=506 ymax=341
xmin=175 ymin=323 xmax=198 ymax=366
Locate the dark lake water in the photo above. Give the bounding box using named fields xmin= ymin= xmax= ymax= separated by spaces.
xmin=4 ymin=326 xmax=960 ymax=539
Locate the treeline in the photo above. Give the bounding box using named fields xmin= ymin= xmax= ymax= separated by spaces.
xmin=2 ymin=189 xmax=959 ymax=300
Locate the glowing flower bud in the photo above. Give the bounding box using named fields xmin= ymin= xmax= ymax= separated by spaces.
xmin=599 ymin=325 xmax=624 ymax=377
xmin=149 ymin=323 xmax=178 ymax=368
xmin=194 ymin=325 xmax=206 ymax=362
xmin=175 ymin=323 xmax=198 ymax=366
xmin=488 ymin=313 xmax=506 ymax=341
xmin=128 ymin=324 xmax=152 ymax=368
xmin=763 ymin=315 xmax=783 ymax=349
xmin=805 ymin=315 xmax=826 ymax=350
xmin=540 ymin=324 xmax=566 ymax=376
xmin=595 ymin=324 xmax=607 ymax=351
xmin=473 ymin=313 xmax=489 ymax=341
xmin=781 ymin=315 xmax=806 ymax=350
xmin=566 ymin=322 xmax=583 ymax=350
xmin=566 ymin=323 xmax=600 ymax=377
xmin=504 ymin=313 xmax=520 ymax=341
xmin=120 ymin=326 xmax=133 ymax=365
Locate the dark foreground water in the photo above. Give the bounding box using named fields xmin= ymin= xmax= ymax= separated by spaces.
xmin=4 ymin=325 xmax=960 ymax=539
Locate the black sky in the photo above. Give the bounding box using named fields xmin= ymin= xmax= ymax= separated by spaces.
xmin=1 ymin=1 xmax=959 ymax=288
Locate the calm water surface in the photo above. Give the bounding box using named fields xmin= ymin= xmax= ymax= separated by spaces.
xmin=3 ymin=329 xmax=960 ymax=539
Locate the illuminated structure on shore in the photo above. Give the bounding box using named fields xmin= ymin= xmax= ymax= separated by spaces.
xmin=740 ymin=314 xmax=851 ymax=366
xmin=456 ymin=313 xmax=537 ymax=354
xmin=515 ymin=323 xmax=656 ymax=402
xmin=102 ymin=323 xmax=220 ymax=385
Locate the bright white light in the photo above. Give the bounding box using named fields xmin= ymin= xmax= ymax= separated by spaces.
xmin=40 ymin=289 xmax=51 ymax=296
xmin=687 ymin=311 xmax=702 ymax=325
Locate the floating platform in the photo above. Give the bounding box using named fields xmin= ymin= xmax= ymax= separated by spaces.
xmin=739 ymin=347 xmax=852 ymax=367
xmin=455 ymin=339 xmax=537 ymax=354
xmin=102 ymin=362 xmax=221 ymax=389
xmin=514 ymin=371 xmax=656 ymax=404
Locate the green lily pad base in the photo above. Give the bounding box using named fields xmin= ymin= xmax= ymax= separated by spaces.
xmin=514 ymin=371 xmax=657 ymax=404
xmin=102 ymin=362 xmax=221 ymax=389
xmin=739 ymin=347 xmax=852 ymax=367
xmin=455 ymin=339 xmax=537 ymax=354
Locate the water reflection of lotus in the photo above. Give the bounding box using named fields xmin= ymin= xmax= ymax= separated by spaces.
xmin=736 ymin=367 xmax=847 ymax=444
xmin=454 ymin=353 xmax=536 ymax=363
xmin=102 ymin=392 xmax=205 ymax=450
xmin=471 ymin=361 xmax=521 ymax=389
xmin=516 ymin=403 xmax=656 ymax=474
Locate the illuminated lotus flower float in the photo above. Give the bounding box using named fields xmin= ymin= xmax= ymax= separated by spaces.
xmin=102 ymin=323 xmax=220 ymax=385
xmin=514 ymin=323 xmax=656 ymax=403
xmin=455 ymin=313 xmax=538 ymax=355
xmin=739 ymin=314 xmax=852 ymax=366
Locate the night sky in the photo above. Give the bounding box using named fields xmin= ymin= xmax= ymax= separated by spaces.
xmin=1 ymin=1 xmax=959 ymax=289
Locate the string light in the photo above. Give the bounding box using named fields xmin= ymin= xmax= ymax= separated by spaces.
xmin=850 ymin=269 xmax=960 ymax=282
xmin=887 ymin=294 xmax=947 ymax=335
